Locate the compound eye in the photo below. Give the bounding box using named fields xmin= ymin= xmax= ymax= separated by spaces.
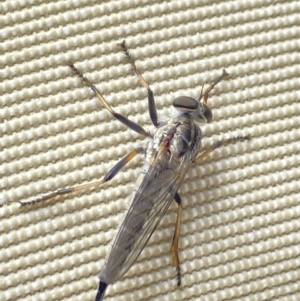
xmin=173 ymin=96 xmax=198 ymax=112
xmin=203 ymin=104 xmax=213 ymax=123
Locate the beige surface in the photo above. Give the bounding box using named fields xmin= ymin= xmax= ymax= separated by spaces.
xmin=1 ymin=1 xmax=300 ymax=301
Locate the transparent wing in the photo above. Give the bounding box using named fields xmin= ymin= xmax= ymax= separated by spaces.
xmin=104 ymin=146 xmax=191 ymax=283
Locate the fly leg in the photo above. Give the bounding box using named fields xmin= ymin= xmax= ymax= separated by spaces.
xmin=20 ymin=147 xmax=143 ymax=206
xmin=172 ymin=192 xmax=183 ymax=286
xmin=118 ymin=41 xmax=158 ymax=127
xmin=194 ymin=135 xmax=251 ymax=164
xmin=198 ymin=69 xmax=229 ymax=105
xmin=171 ymin=139 xmax=250 ymax=284
xmin=68 ymin=63 xmax=150 ymax=137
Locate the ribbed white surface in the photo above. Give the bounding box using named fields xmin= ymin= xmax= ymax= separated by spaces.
xmin=1 ymin=1 xmax=300 ymax=301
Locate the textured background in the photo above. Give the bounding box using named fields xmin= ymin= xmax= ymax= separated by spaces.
xmin=1 ymin=1 xmax=300 ymax=301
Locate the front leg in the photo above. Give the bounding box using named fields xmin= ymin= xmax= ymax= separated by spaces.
xmin=118 ymin=41 xmax=158 ymax=127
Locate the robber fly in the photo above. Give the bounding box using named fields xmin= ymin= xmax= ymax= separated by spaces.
xmin=21 ymin=41 xmax=250 ymax=300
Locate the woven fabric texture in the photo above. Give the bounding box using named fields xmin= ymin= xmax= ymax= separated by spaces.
xmin=1 ymin=1 xmax=300 ymax=301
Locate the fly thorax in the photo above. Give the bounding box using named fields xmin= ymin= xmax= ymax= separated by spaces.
xmin=146 ymin=119 xmax=201 ymax=166
xmin=169 ymin=120 xmax=196 ymax=160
